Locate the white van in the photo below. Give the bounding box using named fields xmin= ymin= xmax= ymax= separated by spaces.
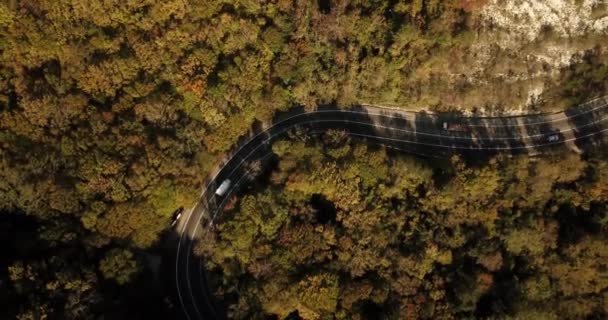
xmin=215 ymin=179 xmax=232 ymax=196
xmin=547 ymin=134 xmax=559 ymax=142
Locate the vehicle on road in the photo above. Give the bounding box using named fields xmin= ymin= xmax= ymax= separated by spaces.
xmin=547 ymin=134 xmax=560 ymax=142
xmin=170 ymin=207 xmax=184 ymax=227
xmin=442 ymin=121 xmax=468 ymax=133
xmin=215 ymin=179 xmax=232 ymax=196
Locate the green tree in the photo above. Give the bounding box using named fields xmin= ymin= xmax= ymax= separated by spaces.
xmin=99 ymin=249 xmax=140 ymax=285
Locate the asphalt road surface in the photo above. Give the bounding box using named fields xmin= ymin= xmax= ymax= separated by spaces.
xmin=168 ymin=96 xmax=608 ymax=320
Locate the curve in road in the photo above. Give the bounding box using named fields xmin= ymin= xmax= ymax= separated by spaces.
xmin=172 ymin=96 xmax=608 ymax=320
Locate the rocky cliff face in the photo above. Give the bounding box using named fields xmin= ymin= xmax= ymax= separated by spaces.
xmin=462 ymin=0 xmax=608 ymax=112
xmin=483 ymin=0 xmax=608 ymax=43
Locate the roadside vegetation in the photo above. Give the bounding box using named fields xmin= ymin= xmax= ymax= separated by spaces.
xmin=199 ymin=132 xmax=608 ymax=319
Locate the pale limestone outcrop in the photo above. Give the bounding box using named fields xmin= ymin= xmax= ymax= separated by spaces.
xmin=481 ymin=0 xmax=608 ymax=43
xmin=458 ymin=0 xmax=608 ymax=110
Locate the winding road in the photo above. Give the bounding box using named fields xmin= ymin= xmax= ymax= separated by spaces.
xmin=168 ymin=96 xmax=608 ymax=320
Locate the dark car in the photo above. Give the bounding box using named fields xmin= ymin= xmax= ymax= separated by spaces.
xmin=170 ymin=207 xmax=184 ymax=227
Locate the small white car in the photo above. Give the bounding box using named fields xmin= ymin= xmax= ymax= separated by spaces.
xmin=547 ymin=134 xmax=559 ymax=142
xmin=215 ymin=179 xmax=232 ymax=196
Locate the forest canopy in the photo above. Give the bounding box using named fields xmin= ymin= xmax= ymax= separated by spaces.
xmin=198 ymin=132 xmax=608 ymax=319
xmin=0 ymin=0 xmax=607 ymax=319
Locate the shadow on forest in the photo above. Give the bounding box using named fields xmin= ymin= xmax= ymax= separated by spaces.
xmin=165 ymin=97 xmax=608 ymax=320
xmin=0 ymin=210 xmax=172 ymax=320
